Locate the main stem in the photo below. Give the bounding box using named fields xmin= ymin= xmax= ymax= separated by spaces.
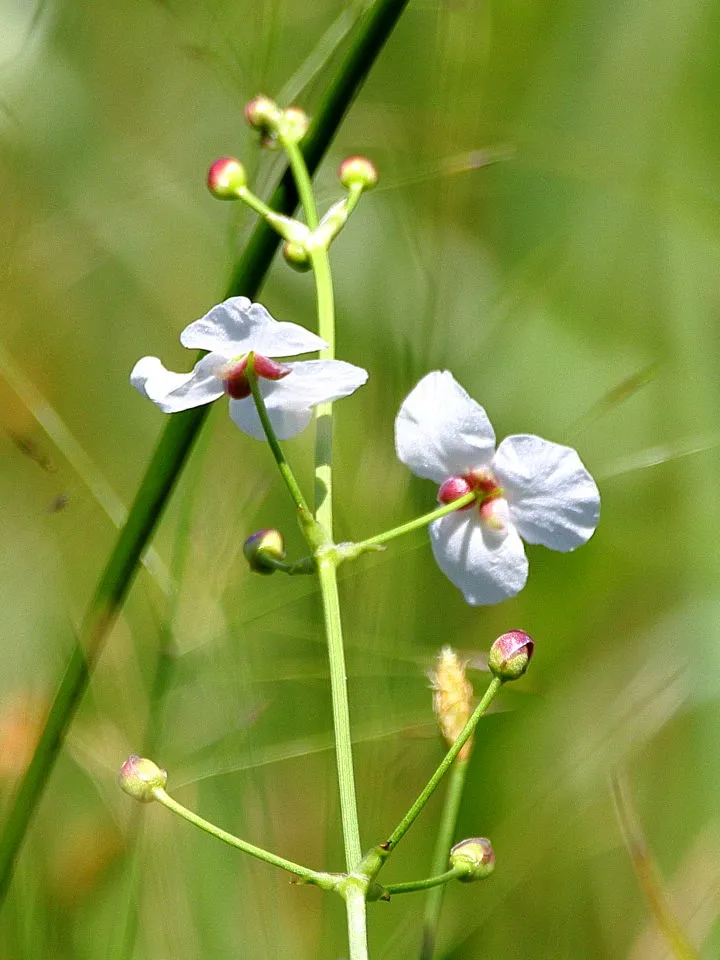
xmin=316 ymin=557 xmax=362 ymax=869
xmin=282 ymin=140 xmax=363 ymax=876
xmin=345 ymin=881 xmax=370 ymax=960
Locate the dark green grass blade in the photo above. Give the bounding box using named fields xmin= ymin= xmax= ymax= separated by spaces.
xmin=0 ymin=0 xmax=411 ymax=908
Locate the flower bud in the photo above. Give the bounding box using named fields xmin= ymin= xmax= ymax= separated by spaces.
xmin=281 ymin=106 xmax=309 ymax=143
xmin=338 ymin=156 xmax=379 ymax=191
xmin=243 ymin=529 xmax=286 ymax=574
xmin=438 ymin=476 xmax=473 ymax=506
xmin=450 ymin=837 xmax=495 ymax=882
xmin=488 ymin=630 xmax=534 ymax=681
xmin=118 ymin=755 xmax=167 ymax=803
xmin=282 ymin=241 xmax=312 ymax=272
xmin=244 ymin=95 xmax=281 ymax=134
xmin=207 ymin=157 xmax=247 ymax=199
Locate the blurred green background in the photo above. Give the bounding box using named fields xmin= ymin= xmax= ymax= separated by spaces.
xmin=2 ymin=0 xmax=720 ymax=956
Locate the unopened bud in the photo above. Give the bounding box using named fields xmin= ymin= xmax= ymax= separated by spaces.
xmin=280 ymin=106 xmax=309 ymax=143
xmin=118 ymin=755 xmax=167 ymax=803
xmin=488 ymin=630 xmax=534 ymax=681
xmin=207 ymin=157 xmax=247 ymax=199
xmin=450 ymin=837 xmax=495 ymax=882
xmin=244 ymin=95 xmax=281 ymax=134
xmin=338 ymin=156 xmax=379 ymax=191
xmin=282 ymin=241 xmax=312 ymax=272
xmin=438 ymin=476 xmax=474 ymax=506
xmin=429 ymin=647 xmax=474 ymax=760
xmin=243 ymin=529 xmax=286 ymax=574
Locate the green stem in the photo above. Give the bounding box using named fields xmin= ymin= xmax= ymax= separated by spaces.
xmin=345 ymin=880 xmax=370 ymax=960
xmin=383 ymin=677 xmax=503 ymax=853
xmin=282 ymin=140 xmax=321 ymax=230
xmin=245 ymin=355 xmax=312 ymax=517
xmin=282 ymin=131 xmax=362 ymax=886
xmin=153 ymin=789 xmax=336 ymax=890
xmin=317 ymin=556 xmax=363 ymax=870
xmin=386 ymin=869 xmax=463 ymax=896
xmin=350 ymin=493 xmax=476 ymax=553
xmin=420 ymin=757 xmax=471 ymax=959
xmin=309 ymin=248 xmax=337 ymax=524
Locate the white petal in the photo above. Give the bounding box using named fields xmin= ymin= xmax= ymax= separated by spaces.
xmin=228 ymin=359 xmax=368 ymax=441
xmin=130 ymin=354 xmax=226 ymax=413
xmin=179 ymin=297 xmax=327 ymax=358
xmin=395 ymin=371 xmax=496 ymax=484
xmin=493 ymin=434 xmax=600 ymax=551
xmin=429 ymin=511 xmax=529 ymax=605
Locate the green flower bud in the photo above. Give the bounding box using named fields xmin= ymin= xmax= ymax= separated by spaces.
xmin=488 ymin=630 xmax=534 ymax=681
xmin=207 ymin=157 xmax=247 ymax=199
xmin=338 ymin=156 xmax=379 ymax=191
xmin=280 ymin=106 xmax=309 ymax=143
xmin=243 ymin=529 xmax=286 ymax=574
xmin=118 ymin=755 xmax=167 ymax=803
xmin=450 ymin=837 xmax=495 ymax=882
xmin=282 ymin=241 xmax=312 ymax=272
xmin=244 ymin=95 xmax=281 ymax=133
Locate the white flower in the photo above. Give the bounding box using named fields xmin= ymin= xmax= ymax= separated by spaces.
xmin=395 ymin=371 xmax=600 ymax=605
xmin=131 ymin=297 xmax=368 ymax=440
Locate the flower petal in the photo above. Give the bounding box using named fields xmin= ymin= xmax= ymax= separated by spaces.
xmin=130 ymin=354 xmax=226 ymax=413
xmin=429 ymin=511 xmax=529 ymax=605
xmin=179 ymin=297 xmax=327 ymax=358
xmin=229 ymin=359 xmax=368 ymax=441
xmin=493 ymin=434 xmax=600 ymax=551
xmin=395 ymin=371 xmax=496 ymax=484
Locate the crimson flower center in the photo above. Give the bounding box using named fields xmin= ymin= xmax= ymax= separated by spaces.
xmin=437 ymin=469 xmax=504 ymax=512
xmin=222 ymin=354 xmax=292 ymax=399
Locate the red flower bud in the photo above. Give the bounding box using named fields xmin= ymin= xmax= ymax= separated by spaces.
xmin=438 ymin=476 xmax=474 ymax=506
xmin=207 ymin=157 xmax=247 ymax=199
xmin=488 ymin=630 xmax=534 ymax=681
xmin=244 ymin=95 xmax=280 ymax=132
xmin=338 ymin=156 xmax=379 ymax=190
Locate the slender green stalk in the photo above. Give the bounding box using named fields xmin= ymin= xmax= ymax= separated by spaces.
xmin=383 ymin=677 xmax=502 ymax=853
xmin=316 ymin=557 xmax=363 ymax=870
xmin=153 ymin=789 xmax=335 ymax=889
xmin=281 ymin=127 xmax=363 ymax=886
xmin=420 ymin=757 xmax=471 ymax=959
xmin=0 ymin=0 xmax=412 ymax=908
xmin=386 ymin=869 xmax=463 ymax=896
xmin=309 ymin=249 xmax=337 ymax=526
xmin=246 ymin=355 xmax=312 ymax=517
xmin=282 ymin=140 xmax=321 ymax=230
xmin=345 ymin=880 xmax=371 ymax=960
xmin=349 ymin=492 xmax=476 ymax=553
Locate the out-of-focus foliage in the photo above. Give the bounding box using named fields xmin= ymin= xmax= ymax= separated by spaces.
xmin=1 ymin=0 xmax=719 ymax=956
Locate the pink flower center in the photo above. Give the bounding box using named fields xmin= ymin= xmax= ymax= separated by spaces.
xmin=221 ymin=354 xmax=292 ymax=399
xmin=438 ymin=468 xmax=503 ymax=510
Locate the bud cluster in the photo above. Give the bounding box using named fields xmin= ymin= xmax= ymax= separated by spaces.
xmin=207 ymin=97 xmax=378 ymax=268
